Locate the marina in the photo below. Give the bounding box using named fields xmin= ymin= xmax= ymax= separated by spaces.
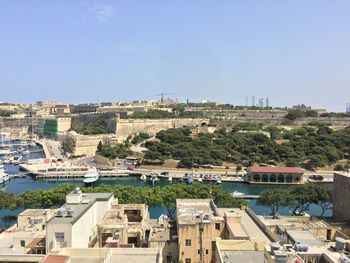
xmin=0 ymin=137 xmax=335 ymax=229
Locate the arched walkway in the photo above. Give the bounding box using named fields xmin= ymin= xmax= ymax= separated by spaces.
xmin=277 ymin=174 xmax=285 ymax=183
xmin=270 ymin=174 xmax=277 ymax=183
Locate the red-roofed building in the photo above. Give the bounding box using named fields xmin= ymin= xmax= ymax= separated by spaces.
xmin=247 ymin=166 xmax=304 ymax=184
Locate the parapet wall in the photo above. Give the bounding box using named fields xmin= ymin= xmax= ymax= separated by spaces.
xmin=115 ymin=118 xmax=209 ymax=140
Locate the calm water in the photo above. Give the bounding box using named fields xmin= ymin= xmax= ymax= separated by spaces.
xmin=0 ymin=149 xmax=333 ymax=227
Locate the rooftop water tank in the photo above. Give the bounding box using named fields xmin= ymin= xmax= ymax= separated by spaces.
xmin=335 ymin=237 xmax=346 ymax=252
xmin=339 ymin=255 xmax=350 ymax=263
xmin=294 ymin=241 xmax=309 ymax=252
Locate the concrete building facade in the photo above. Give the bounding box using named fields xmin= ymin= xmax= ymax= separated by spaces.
xmin=46 ymin=189 xmax=113 ymax=253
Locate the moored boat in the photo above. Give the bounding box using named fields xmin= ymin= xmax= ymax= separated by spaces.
xmin=140 ymin=174 xmax=147 ymax=181
xmin=232 ymin=190 xmax=244 ymax=197
xmin=83 ymin=168 xmax=99 ymax=186
xmin=0 ymin=164 xmax=10 ymax=184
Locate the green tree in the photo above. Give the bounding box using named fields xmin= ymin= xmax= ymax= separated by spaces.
xmin=290 ymin=185 xmax=318 ymax=215
xmin=314 ymin=187 xmax=333 ymax=217
xmin=258 ymin=188 xmax=295 ymax=217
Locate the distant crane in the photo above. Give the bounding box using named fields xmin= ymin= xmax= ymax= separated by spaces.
xmin=157 ymin=92 xmax=175 ymax=103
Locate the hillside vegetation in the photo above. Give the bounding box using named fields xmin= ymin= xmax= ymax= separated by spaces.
xmin=143 ymin=123 xmax=350 ymax=169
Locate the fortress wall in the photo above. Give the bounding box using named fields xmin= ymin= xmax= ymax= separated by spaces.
xmin=115 ymin=118 xmax=209 ymax=140
xmin=210 ymin=117 xmax=350 ymax=126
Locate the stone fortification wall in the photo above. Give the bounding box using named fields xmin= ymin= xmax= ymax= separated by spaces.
xmin=0 ymin=117 xmax=45 ymax=136
xmin=115 ymin=117 xmax=209 ymax=140
xmin=290 ymin=117 xmax=350 ymax=126
xmin=211 ymin=116 xmax=350 ymax=126
xmin=211 ymin=117 xmax=283 ymax=126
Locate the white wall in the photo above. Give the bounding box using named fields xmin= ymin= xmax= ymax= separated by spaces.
xmin=71 ymin=206 xmax=95 ymax=248
xmin=46 ymin=223 xmax=72 ymax=253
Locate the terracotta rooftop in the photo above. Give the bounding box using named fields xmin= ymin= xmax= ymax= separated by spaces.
xmin=248 ymin=166 xmax=303 ymax=174
xmin=42 ymin=255 xmax=70 ymax=263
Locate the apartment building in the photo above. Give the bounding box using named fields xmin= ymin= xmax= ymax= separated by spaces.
xmin=176 ymin=199 xmax=225 ymax=263
xmin=46 ymin=188 xmax=113 ymax=252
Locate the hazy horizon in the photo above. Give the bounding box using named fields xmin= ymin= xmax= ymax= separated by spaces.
xmin=1 ymin=1 xmax=349 ymax=112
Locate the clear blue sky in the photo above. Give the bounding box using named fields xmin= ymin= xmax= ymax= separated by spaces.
xmin=0 ymin=1 xmax=349 ymax=111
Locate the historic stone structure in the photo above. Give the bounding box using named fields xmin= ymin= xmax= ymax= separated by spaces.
xmin=247 ymin=166 xmax=304 ymax=184
xmin=113 ymin=115 xmax=209 ymax=141
xmin=333 ymin=172 xmax=350 ymax=222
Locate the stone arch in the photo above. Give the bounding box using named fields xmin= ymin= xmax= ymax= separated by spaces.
xmin=270 ymin=174 xmax=277 ymax=183
xmin=277 ymin=174 xmax=285 ymax=183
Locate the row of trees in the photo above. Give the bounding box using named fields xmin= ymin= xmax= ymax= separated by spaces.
xmin=143 ymin=124 xmax=350 ymax=169
xmin=0 ymin=184 xmax=247 ymax=218
xmin=257 ymin=185 xmax=332 ymax=217
xmin=72 ymin=114 xmax=110 ymax=135
xmin=97 ymin=142 xmax=131 ymax=159
xmin=131 ymin=109 xmax=177 ymax=119
xmin=284 ymin=109 xmax=319 ymax=120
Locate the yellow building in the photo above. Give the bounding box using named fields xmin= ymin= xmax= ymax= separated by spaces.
xmin=176 ymin=199 xmax=225 ymax=263
xmin=63 ymin=131 xmax=104 ymax=156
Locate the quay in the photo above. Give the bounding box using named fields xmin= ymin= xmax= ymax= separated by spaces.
xmin=236 ymin=195 xmax=260 ymax=199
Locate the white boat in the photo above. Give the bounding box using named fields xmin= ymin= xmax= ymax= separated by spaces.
xmin=83 ymin=168 xmax=99 ymax=186
xmin=198 ymin=177 xmax=203 ymax=182
xmin=9 ymin=155 xmax=23 ymax=164
xmin=22 ymin=150 xmax=30 ymax=155
xmin=140 ymin=174 xmax=147 ymax=181
xmin=150 ymin=172 xmax=159 ymax=184
xmin=0 ymin=149 xmax=16 ymax=156
xmin=29 ymin=141 xmax=37 ymax=147
xmin=0 ymin=164 xmax=10 ymax=184
xmin=168 ymin=176 xmax=173 ymax=182
xmin=232 ymin=191 xmax=244 ymax=197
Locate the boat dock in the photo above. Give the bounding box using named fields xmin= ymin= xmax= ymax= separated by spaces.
xmin=236 ymin=195 xmax=260 ymax=199
xmin=34 ymin=170 xmax=141 ymax=179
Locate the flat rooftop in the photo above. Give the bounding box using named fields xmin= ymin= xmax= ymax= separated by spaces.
xmin=335 ymin=172 xmax=350 ymax=178
xmin=19 ymin=209 xmax=49 ymax=217
xmin=221 ymin=250 xmax=265 ymax=263
xmin=48 ymin=193 xmax=113 ymax=225
xmin=56 ymin=248 xmax=161 ymax=263
xmin=218 ymin=208 xmax=271 ymax=243
xmin=176 ymin=199 xmax=222 ymax=225
xmin=286 ymin=229 xmax=324 ymax=247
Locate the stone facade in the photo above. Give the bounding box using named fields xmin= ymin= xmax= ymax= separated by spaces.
xmin=333 ymin=172 xmax=350 ymax=221
xmin=114 ymin=115 xmax=209 ymax=141
xmin=247 ymin=166 xmax=304 ymax=184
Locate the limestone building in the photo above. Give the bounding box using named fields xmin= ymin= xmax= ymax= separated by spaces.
xmin=333 ymin=172 xmax=350 ymax=221
xmin=176 ymin=199 xmax=225 ymax=263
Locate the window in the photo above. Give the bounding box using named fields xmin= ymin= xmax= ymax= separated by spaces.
xmin=185 ymin=239 xmax=191 ymax=246
xmin=185 ymin=258 xmax=191 ymax=263
xmin=198 ymin=249 xmax=200 ymax=254
xmin=215 ymin=223 xmax=220 ymax=230
xmin=20 ymin=240 xmax=25 ymax=247
xmin=55 ymin=232 xmax=65 ymax=243
xmin=206 ymin=249 xmax=209 ymax=255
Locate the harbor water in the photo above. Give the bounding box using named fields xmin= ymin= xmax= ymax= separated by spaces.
xmin=0 ymin=149 xmax=333 ymax=228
